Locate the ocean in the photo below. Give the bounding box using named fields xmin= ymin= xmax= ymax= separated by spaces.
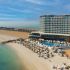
xmin=0 ymin=44 xmax=22 ymax=70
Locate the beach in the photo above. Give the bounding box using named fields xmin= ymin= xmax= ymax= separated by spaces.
xmin=5 ymin=42 xmax=70 ymax=70
xmin=0 ymin=30 xmax=70 ymax=70
xmin=7 ymin=43 xmax=50 ymax=70
xmin=0 ymin=30 xmax=50 ymax=70
xmin=0 ymin=30 xmax=29 ymax=39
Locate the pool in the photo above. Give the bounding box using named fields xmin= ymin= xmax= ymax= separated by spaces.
xmin=41 ymin=40 xmax=64 ymax=47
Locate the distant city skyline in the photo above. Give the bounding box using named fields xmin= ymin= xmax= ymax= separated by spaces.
xmin=0 ymin=0 xmax=70 ymax=28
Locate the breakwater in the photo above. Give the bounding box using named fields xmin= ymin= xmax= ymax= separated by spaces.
xmin=1 ymin=38 xmax=24 ymax=44
xmin=0 ymin=34 xmax=18 ymax=43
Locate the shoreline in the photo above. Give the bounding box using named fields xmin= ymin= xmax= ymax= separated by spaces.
xmin=0 ymin=30 xmax=50 ymax=70
xmin=0 ymin=30 xmax=70 ymax=70
xmin=7 ymin=43 xmax=50 ymax=70
xmin=6 ymin=43 xmax=27 ymax=70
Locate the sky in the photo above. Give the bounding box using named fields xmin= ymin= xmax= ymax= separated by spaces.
xmin=0 ymin=0 xmax=70 ymax=28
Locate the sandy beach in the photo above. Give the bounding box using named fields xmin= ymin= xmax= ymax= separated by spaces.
xmin=0 ymin=30 xmax=70 ymax=70
xmin=0 ymin=30 xmax=29 ymax=39
xmin=7 ymin=42 xmax=70 ymax=70
xmin=0 ymin=30 xmax=50 ymax=70
xmin=7 ymin=43 xmax=50 ymax=70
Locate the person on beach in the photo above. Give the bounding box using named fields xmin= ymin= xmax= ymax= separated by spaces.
xmin=66 ymin=54 xmax=69 ymax=59
xmin=53 ymin=64 xmax=59 ymax=70
xmin=53 ymin=65 xmax=57 ymax=69
xmin=50 ymin=52 xmax=54 ymax=57
xmin=60 ymin=63 xmax=66 ymax=70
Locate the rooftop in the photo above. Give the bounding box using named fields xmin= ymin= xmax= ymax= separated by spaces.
xmin=31 ymin=31 xmax=70 ymax=36
xmin=40 ymin=15 xmax=70 ymax=17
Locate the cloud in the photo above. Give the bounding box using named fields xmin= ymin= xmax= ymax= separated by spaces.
xmin=7 ymin=7 xmax=32 ymax=13
xmin=25 ymin=0 xmax=44 ymax=5
xmin=64 ymin=5 xmax=70 ymax=10
xmin=0 ymin=13 xmax=16 ymax=17
xmin=44 ymin=0 xmax=60 ymax=6
xmin=0 ymin=18 xmax=23 ymax=21
xmin=0 ymin=13 xmax=17 ymax=20
xmin=0 ymin=19 xmax=39 ymax=29
xmin=0 ymin=0 xmax=67 ymax=23
xmin=25 ymin=0 xmax=60 ymax=6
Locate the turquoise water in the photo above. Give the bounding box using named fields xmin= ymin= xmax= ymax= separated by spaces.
xmin=41 ymin=41 xmax=64 ymax=47
xmin=41 ymin=41 xmax=54 ymax=46
xmin=42 ymin=41 xmax=55 ymax=47
xmin=0 ymin=44 xmax=22 ymax=70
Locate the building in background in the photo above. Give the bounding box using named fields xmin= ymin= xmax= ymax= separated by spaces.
xmin=40 ymin=15 xmax=70 ymax=34
xmin=29 ymin=15 xmax=70 ymax=42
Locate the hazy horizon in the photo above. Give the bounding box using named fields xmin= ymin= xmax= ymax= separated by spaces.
xmin=0 ymin=0 xmax=70 ymax=28
xmin=0 ymin=21 xmax=39 ymax=29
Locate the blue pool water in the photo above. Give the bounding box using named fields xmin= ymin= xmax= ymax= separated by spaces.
xmin=41 ymin=41 xmax=54 ymax=46
xmin=41 ymin=40 xmax=64 ymax=47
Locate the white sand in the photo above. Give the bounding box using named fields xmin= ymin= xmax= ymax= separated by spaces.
xmin=7 ymin=43 xmax=70 ymax=70
xmin=0 ymin=31 xmax=50 ymax=70
xmin=7 ymin=43 xmax=50 ymax=70
xmin=0 ymin=32 xmax=69 ymax=70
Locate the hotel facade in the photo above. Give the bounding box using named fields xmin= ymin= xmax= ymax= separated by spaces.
xmin=29 ymin=15 xmax=70 ymax=42
xmin=40 ymin=15 xmax=70 ymax=42
xmin=40 ymin=15 xmax=70 ymax=34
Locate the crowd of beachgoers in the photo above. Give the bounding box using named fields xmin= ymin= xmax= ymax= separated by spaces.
xmin=4 ymin=38 xmax=70 ymax=70
xmin=1 ymin=30 xmax=70 ymax=70
xmin=20 ymin=39 xmax=70 ymax=70
xmin=22 ymin=39 xmax=69 ymax=58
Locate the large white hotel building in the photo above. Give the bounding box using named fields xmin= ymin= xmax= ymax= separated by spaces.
xmin=29 ymin=15 xmax=70 ymax=42
xmin=40 ymin=15 xmax=70 ymax=34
